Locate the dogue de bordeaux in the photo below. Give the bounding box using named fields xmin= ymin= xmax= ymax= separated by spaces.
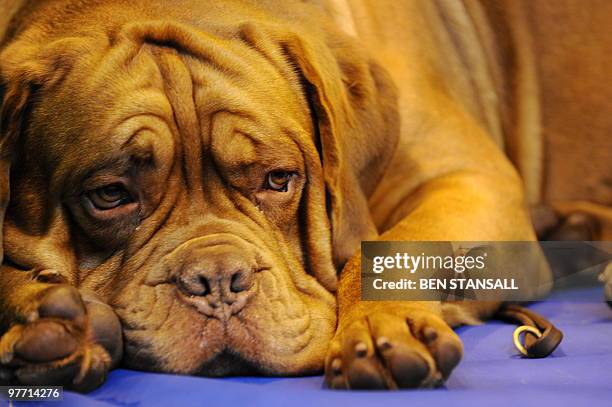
xmin=0 ymin=0 xmax=610 ymax=391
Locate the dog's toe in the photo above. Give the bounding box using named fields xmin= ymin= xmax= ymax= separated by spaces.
xmin=417 ymin=319 xmax=463 ymax=381
xmin=367 ymin=312 xmax=435 ymax=388
xmin=346 ymin=357 xmax=387 ymax=389
xmin=382 ymin=345 xmax=430 ymax=388
xmin=83 ymin=299 xmax=123 ymax=367
xmin=37 ymin=285 xmax=87 ymax=323
xmin=326 ymin=319 xmax=387 ymax=389
xmin=428 ymin=335 xmax=462 ymax=379
xmin=14 ymin=320 xmax=79 ymax=363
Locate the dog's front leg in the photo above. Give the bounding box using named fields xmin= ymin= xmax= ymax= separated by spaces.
xmin=325 ymin=175 xmax=524 ymax=389
xmin=0 ymin=266 xmax=121 ymax=391
xmin=324 ymin=109 xmax=551 ymax=389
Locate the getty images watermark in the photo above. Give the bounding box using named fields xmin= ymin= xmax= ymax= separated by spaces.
xmin=361 ymin=241 xmax=611 ymax=301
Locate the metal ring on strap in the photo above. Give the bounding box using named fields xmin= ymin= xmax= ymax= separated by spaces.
xmin=513 ymin=325 xmax=542 ymax=356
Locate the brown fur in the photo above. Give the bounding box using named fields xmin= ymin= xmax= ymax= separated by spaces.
xmin=0 ymin=0 xmax=609 ymax=391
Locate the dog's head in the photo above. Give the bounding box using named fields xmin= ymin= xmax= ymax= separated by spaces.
xmin=0 ymin=3 xmax=398 ymax=375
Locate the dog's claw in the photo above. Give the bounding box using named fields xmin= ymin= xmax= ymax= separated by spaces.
xmin=422 ymin=326 xmax=438 ymax=343
xmin=354 ymin=342 xmax=368 ymax=357
xmin=0 ymin=326 xmax=21 ymax=364
xmin=0 ymin=350 xmax=13 ymax=365
xmin=35 ymin=270 xmax=68 ymax=284
xmin=331 ymin=358 xmax=342 ymax=375
xmin=376 ymin=336 xmax=392 ymax=351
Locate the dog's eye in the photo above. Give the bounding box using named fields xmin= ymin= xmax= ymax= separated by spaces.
xmin=87 ymin=184 xmax=133 ymax=210
xmin=265 ymin=171 xmax=293 ymax=192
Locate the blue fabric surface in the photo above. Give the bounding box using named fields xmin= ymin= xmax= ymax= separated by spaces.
xmin=7 ymin=286 xmax=612 ymax=407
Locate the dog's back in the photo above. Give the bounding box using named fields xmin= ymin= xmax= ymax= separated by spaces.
xmin=524 ymin=0 xmax=612 ymax=209
xmin=329 ymin=0 xmax=612 ymax=237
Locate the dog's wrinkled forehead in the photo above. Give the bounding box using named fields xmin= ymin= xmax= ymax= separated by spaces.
xmin=28 ymin=25 xmax=314 ymax=186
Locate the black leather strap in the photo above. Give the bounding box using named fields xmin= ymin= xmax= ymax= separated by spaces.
xmin=495 ymin=303 xmax=563 ymax=358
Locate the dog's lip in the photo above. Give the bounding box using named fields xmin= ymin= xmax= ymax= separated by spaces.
xmin=195 ymin=350 xmax=264 ymax=376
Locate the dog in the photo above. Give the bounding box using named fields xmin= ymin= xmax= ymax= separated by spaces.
xmin=0 ymin=0 xmax=610 ymax=391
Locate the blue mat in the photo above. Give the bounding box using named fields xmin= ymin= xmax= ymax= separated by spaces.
xmin=7 ymin=286 xmax=612 ymax=407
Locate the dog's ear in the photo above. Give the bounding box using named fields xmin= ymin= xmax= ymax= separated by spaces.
xmin=0 ymin=81 xmax=10 ymax=263
xmin=292 ymin=34 xmax=400 ymax=267
xmin=0 ymin=51 xmax=33 ymax=263
xmin=242 ymin=24 xmax=400 ymax=269
xmin=0 ymin=37 xmax=83 ymax=262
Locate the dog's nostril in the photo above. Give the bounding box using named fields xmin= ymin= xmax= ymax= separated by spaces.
xmin=198 ymin=275 xmax=211 ymax=296
xmin=230 ymin=270 xmax=252 ymax=293
xmin=176 ymin=272 xmax=211 ymax=297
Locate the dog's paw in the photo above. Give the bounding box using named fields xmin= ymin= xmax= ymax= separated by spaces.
xmin=325 ymin=307 xmax=462 ymax=390
xmin=0 ymin=283 xmax=118 ymax=392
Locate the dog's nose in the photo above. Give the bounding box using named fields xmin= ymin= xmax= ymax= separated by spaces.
xmin=179 ymin=266 xmax=253 ymax=297
xmin=176 ymin=246 xmax=255 ymax=308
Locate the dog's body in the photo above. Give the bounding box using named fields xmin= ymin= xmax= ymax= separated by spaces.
xmin=0 ymin=0 xmax=610 ymax=391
